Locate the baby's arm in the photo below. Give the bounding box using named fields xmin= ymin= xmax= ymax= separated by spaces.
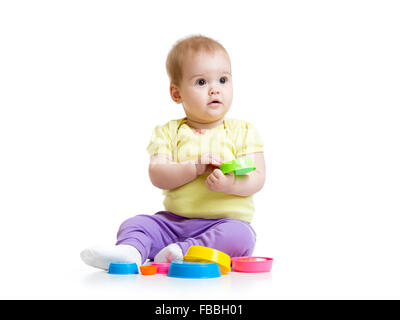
xmin=205 ymin=152 xmax=266 ymax=197
xmin=149 ymin=154 xmax=197 ymax=190
xmin=149 ymin=153 xmax=222 ymax=190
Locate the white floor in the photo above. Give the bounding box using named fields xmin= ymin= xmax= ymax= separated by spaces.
xmin=2 ymin=244 xmax=400 ymax=300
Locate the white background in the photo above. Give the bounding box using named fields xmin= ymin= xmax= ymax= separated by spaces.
xmin=1 ymin=0 xmax=399 ymax=299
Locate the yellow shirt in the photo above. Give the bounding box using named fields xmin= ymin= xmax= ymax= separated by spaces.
xmin=146 ymin=118 xmax=264 ymax=222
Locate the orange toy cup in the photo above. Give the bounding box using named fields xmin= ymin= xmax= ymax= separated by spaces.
xmin=140 ymin=265 xmax=158 ymax=275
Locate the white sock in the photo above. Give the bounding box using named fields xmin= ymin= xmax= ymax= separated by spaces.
xmin=80 ymin=244 xmax=142 ymax=270
xmin=154 ymin=243 xmax=183 ymax=263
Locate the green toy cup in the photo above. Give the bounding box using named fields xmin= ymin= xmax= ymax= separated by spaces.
xmin=219 ymin=158 xmax=256 ymax=175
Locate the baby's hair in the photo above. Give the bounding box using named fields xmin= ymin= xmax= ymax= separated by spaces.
xmin=166 ymin=35 xmax=230 ymax=86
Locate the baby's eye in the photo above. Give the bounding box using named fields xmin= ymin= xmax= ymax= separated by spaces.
xmin=219 ymin=77 xmax=228 ymax=84
xmin=196 ymin=79 xmax=206 ymax=86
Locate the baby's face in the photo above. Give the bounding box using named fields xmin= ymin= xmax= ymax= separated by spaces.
xmin=175 ymin=50 xmax=233 ymax=125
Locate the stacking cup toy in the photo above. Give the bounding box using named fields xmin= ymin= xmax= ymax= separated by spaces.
xmin=150 ymin=262 xmax=170 ymax=274
xmin=168 ymin=260 xmax=221 ymax=279
xmin=231 ymin=257 xmax=273 ymax=273
xmin=220 ymin=158 xmax=256 ymax=175
xmin=108 ymin=262 xmax=139 ymax=275
xmin=140 ymin=265 xmax=158 ymax=275
xmin=184 ymin=246 xmax=231 ymax=274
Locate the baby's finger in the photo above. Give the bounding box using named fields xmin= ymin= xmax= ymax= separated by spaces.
xmin=208 ymin=173 xmax=218 ymax=184
xmin=205 ymin=177 xmax=214 ymax=189
xmin=212 ymin=169 xmax=225 ymax=179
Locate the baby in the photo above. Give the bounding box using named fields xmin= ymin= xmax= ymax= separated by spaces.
xmin=80 ymin=35 xmax=266 ymax=270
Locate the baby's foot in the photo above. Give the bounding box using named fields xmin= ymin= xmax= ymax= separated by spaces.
xmin=154 ymin=243 xmax=183 ymax=263
xmin=80 ymin=244 xmax=142 ymax=270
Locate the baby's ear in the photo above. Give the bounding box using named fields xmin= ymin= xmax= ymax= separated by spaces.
xmin=170 ymin=84 xmax=182 ymax=104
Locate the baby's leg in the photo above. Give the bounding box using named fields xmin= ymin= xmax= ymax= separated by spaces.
xmin=81 ymin=212 xmax=183 ymax=270
xmin=174 ymin=219 xmax=257 ymax=258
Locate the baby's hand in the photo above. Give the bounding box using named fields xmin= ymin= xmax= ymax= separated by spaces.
xmin=205 ymin=169 xmax=235 ymax=193
xmin=195 ymin=153 xmax=223 ymax=176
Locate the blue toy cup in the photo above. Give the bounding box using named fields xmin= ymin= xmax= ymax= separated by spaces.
xmin=108 ymin=262 xmax=139 ymax=274
xmin=168 ymin=260 xmax=221 ymax=279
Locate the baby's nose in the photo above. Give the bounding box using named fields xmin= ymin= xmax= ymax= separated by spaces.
xmin=209 ymin=86 xmax=220 ymax=95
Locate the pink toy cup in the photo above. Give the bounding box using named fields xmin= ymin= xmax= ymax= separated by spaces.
xmin=150 ymin=262 xmax=170 ymax=274
xmin=231 ymin=256 xmax=273 ymax=273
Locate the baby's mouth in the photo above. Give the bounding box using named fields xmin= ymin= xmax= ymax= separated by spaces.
xmin=208 ymin=100 xmax=222 ymax=106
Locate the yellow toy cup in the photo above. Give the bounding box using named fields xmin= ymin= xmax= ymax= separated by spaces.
xmin=184 ymin=246 xmax=231 ymax=274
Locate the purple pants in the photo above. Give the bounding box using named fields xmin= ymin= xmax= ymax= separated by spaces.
xmin=116 ymin=211 xmax=256 ymax=263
